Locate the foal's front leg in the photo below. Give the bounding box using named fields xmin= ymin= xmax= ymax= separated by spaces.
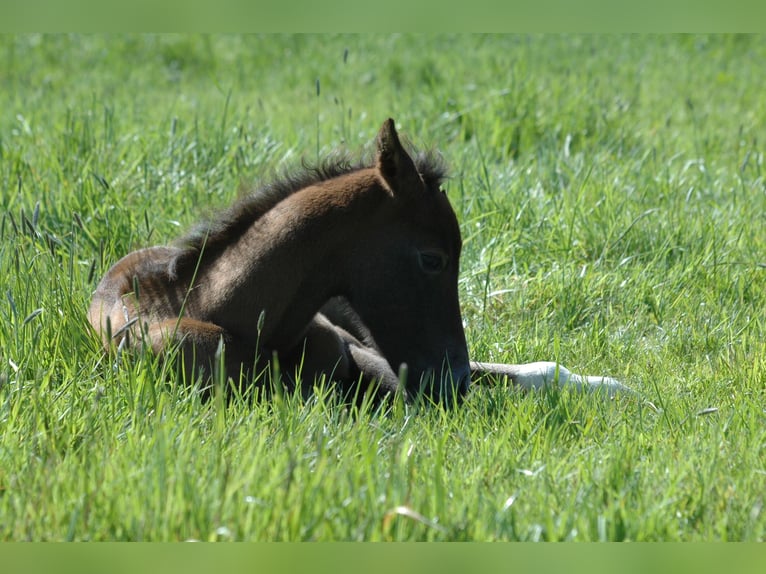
xmin=146 ymin=313 xmax=400 ymax=401
xmin=471 ymin=361 xmax=631 ymax=396
xmin=287 ymin=313 xmax=401 ymax=402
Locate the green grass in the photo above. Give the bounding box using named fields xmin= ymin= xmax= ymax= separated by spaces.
xmin=1 ymin=34 xmax=766 ymax=541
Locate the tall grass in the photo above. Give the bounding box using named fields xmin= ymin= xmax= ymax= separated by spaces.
xmin=1 ymin=34 xmax=765 ymax=540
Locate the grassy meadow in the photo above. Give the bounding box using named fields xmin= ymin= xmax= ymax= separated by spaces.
xmin=1 ymin=34 xmax=765 ymax=541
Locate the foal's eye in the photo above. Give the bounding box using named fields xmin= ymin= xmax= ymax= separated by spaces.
xmin=418 ymin=250 xmax=448 ymax=274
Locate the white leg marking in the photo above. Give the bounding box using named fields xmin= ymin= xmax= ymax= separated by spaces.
xmin=472 ymin=361 xmax=632 ymax=397
xmin=512 ymin=362 xmax=631 ymax=396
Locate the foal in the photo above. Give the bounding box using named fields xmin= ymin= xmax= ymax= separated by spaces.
xmin=89 ymin=118 xmax=627 ymax=405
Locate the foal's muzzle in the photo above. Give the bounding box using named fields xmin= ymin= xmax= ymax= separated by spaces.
xmin=416 ymin=363 xmax=472 ymax=406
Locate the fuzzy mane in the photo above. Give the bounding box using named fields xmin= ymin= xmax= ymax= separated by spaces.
xmin=175 ymin=148 xmax=447 ymax=260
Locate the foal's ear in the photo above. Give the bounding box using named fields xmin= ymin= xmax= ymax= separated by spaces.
xmin=376 ymin=118 xmax=422 ymax=195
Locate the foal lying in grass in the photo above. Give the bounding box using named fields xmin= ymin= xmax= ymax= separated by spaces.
xmin=89 ymin=118 xmax=627 ymax=405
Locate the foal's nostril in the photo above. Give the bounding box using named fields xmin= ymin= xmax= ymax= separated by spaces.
xmin=453 ymin=366 xmax=472 ymax=400
xmin=434 ymin=365 xmax=471 ymax=406
xmin=414 ymin=361 xmax=472 ymax=405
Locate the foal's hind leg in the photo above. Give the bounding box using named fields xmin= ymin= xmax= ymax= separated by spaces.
xmin=145 ymin=318 xmax=258 ymax=390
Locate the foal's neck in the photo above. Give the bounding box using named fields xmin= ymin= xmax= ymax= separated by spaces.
xmin=193 ymin=170 xmax=383 ymax=350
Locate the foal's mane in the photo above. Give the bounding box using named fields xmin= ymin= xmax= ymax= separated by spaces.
xmin=175 ymin=148 xmax=447 ymax=261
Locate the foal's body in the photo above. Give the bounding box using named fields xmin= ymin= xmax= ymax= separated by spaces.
xmin=89 ymin=119 xmax=627 ymax=404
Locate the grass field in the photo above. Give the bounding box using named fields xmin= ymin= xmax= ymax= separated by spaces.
xmin=1 ymin=34 xmax=765 ymax=541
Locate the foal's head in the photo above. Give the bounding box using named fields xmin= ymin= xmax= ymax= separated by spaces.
xmin=345 ymin=119 xmax=471 ymax=404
